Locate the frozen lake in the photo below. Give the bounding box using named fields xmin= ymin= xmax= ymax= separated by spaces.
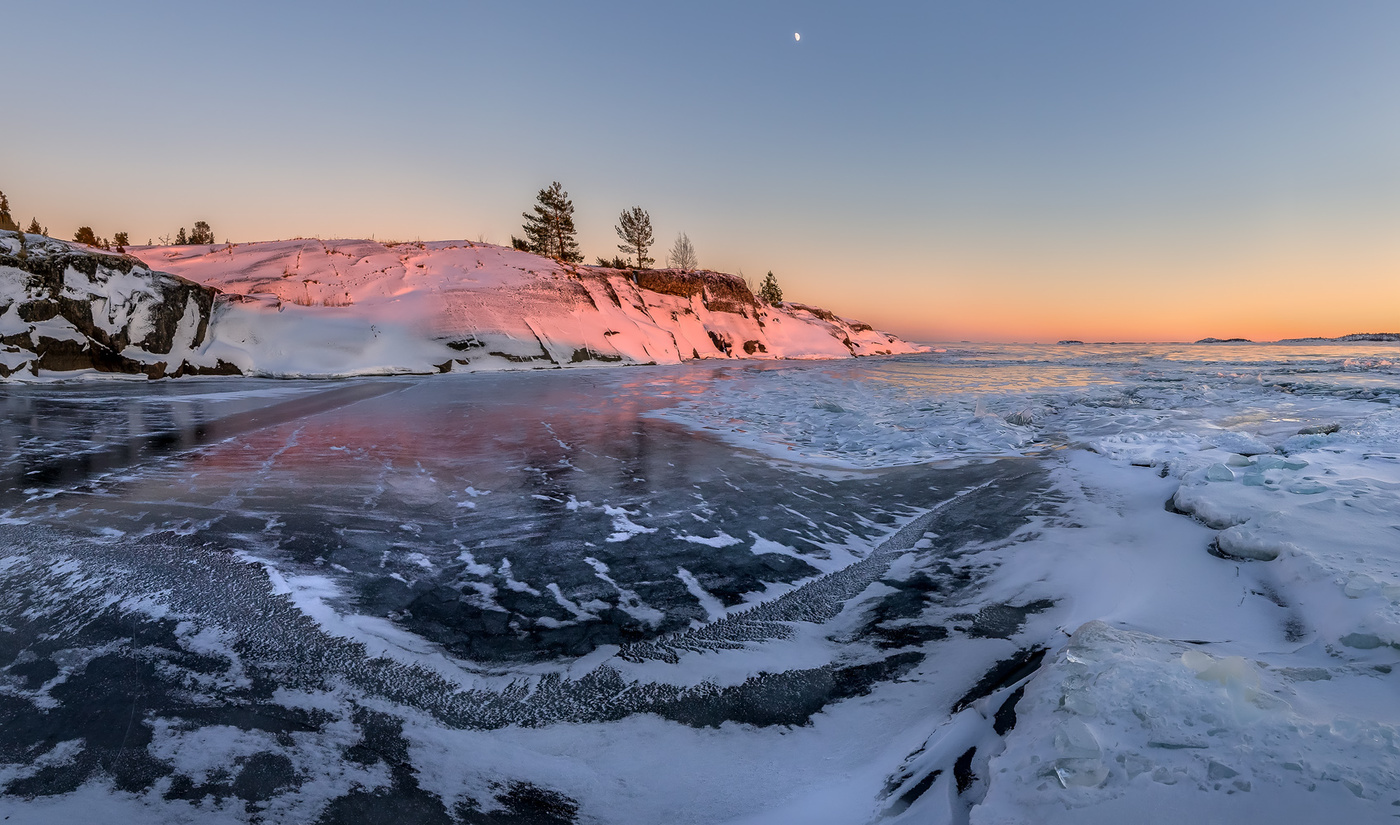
xmin=2 ymin=342 xmax=1399 ymax=823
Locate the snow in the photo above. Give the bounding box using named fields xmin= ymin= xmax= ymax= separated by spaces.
xmin=649 ymin=343 xmax=1400 ymax=822
xmin=2 ymin=337 xmax=1400 ymax=822
xmin=120 ymin=238 xmax=925 ymax=378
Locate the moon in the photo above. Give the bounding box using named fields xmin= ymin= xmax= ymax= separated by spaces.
xmin=794 ymin=32 xmax=800 ymax=41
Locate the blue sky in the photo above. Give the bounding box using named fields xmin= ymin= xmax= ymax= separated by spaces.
xmin=7 ymin=1 xmax=1399 ymax=340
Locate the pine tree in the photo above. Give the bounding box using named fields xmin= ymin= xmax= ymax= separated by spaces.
xmin=176 ymin=227 xmax=188 ymax=245
xmin=667 ymin=232 xmax=697 ymax=271
xmin=113 ymin=231 xmax=130 ymax=250
xmin=614 ymin=206 xmax=654 ymax=268
xmin=759 ymin=271 xmax=783 ymax=305
xmin=0 ymin=191 xmax=16 ymax=232
xmin=190 ymin=221 xmax=214 ymax=244
xmin=73 ymin=226 xmax=99 ymax=246
xmin=520 ymin=182 xmax=582 ymax=263
xmin=25 ymin=218 xmax=42 ymax=235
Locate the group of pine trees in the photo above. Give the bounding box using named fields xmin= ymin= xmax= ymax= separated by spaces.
xmin=510 ymin=181 xmax=783 ymax=304
xmin=71 ymin=227 xmax=130 ymax=251
xmin=4 ymin=181 xmax=788 ymax=305
xmin=0 ymin=187 xmax=223 ymax=254
xmin=173 ymin=221 xmax=215 ymax=245
xmin=0 ymin=190 xmax=48 ymax=237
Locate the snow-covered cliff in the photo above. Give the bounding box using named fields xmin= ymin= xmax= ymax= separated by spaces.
xmin=134 ymin=238 xmax=925 ymax=377
xmin=0 ymin=233 xmax=925 ymax=379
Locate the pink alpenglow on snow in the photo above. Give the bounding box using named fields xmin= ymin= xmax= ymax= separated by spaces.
xmin=129 ymin=239 xmax=925 ymax=378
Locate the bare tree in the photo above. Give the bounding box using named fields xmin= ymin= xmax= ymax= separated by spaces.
xmin=667 ymin=232 xmax=697 ymax=271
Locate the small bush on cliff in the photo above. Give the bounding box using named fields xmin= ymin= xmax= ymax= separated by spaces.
xmin=759 ymin=271 xmax=783 ymax=305
xmin=595 ymin=255 xmax=630 ymax=268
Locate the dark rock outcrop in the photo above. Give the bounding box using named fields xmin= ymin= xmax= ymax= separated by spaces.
xmin=0 ymin=231 xmax=240 ymax=378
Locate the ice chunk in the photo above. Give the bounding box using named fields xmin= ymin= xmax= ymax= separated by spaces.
xmin=1343 ymin=575 xmax=1377 ymax=599
xmin=1053 ymin=719 xmax=1107 ymax=788
xmin=1286 ymin=480 xmax=1327 ymax=495
xmin=1252 ymin=455 xmax=1307 ymax=471
xmin=1005 ymin=409 xmax=1035 ymax=426
xmin=1181 ymin=651 xmax=1259 ymax=689
xmin=1215 ymin=524 xmax=1297 ymax=561
xmin=1204 ymin=463 xmax=1235 ymax=482
xmin=1053 ymin=719 xmax=1102 ymax=760
xmin=1208 ymin=432 xmax=1273 ymax=455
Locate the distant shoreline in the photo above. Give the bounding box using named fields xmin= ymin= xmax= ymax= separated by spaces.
xmin=916 ymin=335 xmax=1400 ymax=347
xmin=1195 ymin=333 xmax=1400 ymax=344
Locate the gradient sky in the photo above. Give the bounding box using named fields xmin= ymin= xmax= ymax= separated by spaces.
xmin=7 ymin=1 xmax=1399 ymax=342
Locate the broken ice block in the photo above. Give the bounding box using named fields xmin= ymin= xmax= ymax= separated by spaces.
xmin=1205 ymin=463 xmax=1236 ymax=482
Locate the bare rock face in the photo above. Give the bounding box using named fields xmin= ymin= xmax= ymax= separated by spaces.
xmin=0 ymin=231 xmax=240 ymax=378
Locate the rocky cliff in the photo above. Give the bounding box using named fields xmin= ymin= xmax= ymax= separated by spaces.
xmin=0 ymin=231 xmax=239 ymax=378
xmin=135 ymin=238 xmax=925 ymax=377
xmin=1 ymin=233 xmax=925 ymax=380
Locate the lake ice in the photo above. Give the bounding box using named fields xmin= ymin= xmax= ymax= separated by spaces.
xmin=1 ymin=342 xmax=1397 ymax=823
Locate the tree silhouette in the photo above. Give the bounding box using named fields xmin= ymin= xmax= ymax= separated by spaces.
xmin=520 ymin=182 xmax=581 ymax=263
xmin=0 ymin=191 xmax=16 ymax=232
xmin=759 ymin=271 xmax=783 ymax=305
xmin=614 ymin=206 xmax=654 ymax=268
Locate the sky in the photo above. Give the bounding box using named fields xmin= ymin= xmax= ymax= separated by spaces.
xmin=5 ymin=1 xmax=1399 ymax=342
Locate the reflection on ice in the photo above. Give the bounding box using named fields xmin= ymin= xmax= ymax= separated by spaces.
xmin=1 ymin=342 xmax=1399 ymax=823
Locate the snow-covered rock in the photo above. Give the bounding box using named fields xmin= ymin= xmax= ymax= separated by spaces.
xmin=121 ymin=238 xmax=926 ymax=379
xmin=0 ymin=231 xmax=239 ymax=378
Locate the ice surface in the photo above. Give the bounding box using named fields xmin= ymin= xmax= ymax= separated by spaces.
xmin=1 ymin=342 xmax=1399 ymax=822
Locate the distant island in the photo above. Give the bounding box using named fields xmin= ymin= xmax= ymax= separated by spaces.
xmin=1195 ymin=333 xmax=1400 ymax=344
xmin=1276 ymin=332 xmax=1400 ymax=343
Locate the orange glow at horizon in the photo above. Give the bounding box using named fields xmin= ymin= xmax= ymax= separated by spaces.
xmin=795 ymin=236 xmax=1400 ymax=344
